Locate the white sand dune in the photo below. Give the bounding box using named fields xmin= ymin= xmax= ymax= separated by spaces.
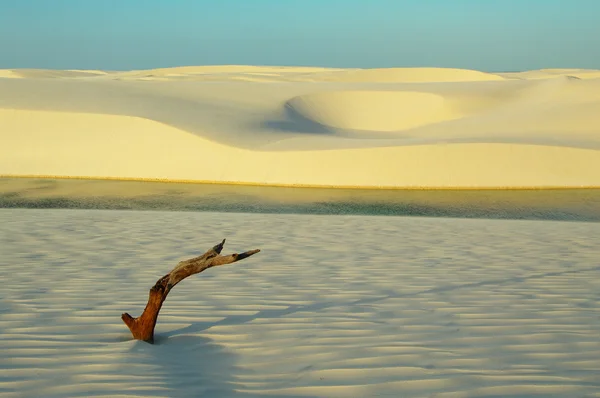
xmin=1 ymin=65 xmax=600 ymax=188
xmin=1 ymin=208 xmax=599 ymax=397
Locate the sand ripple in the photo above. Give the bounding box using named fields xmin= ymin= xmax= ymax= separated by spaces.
xmin=1 ymin=209 xmax=599 ymax=397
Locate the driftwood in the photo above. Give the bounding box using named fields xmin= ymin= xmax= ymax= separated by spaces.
xmin=122 ymin=239 xmax=260 ymax=343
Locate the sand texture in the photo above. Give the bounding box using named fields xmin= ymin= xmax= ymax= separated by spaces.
xmin=1 ymin=209 xmax=599 ymax=397
xmin=1 ymin=66 xmax=600 ymax=188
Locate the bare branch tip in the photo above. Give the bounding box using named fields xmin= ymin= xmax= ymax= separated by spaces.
xmin=121 ymin=313 xmax=134 ymax=325
xmin=213 ymin=239 xmax=226 ymax=254
xmin=234 ymin=248 xmax=261 ymax=262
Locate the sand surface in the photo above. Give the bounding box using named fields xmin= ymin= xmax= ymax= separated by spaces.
xmin=1 ymin=66 xmax=600 ymax=188
xmin=1 ymin=209 xmax=599 ymax=397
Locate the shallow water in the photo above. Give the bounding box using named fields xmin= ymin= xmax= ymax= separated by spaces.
xmin=1 ymin=178 xmax=600 ymax=221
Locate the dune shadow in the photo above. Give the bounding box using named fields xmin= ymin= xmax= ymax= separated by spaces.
xmin=257 ymin=104 xmax=431 ymax=140
xmin=260 ymin=104 xmax=333 ymax=135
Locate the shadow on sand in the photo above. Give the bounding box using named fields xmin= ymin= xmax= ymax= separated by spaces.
xmin=125 ymin=335 xmax=248 ymax=397
xmin=121 ymin=332 xmax=311 ymax=397
xmin=260 ymin=104 xmax=333 ymax=135
xmin=164 ymin=263 xmax=600 ymax=338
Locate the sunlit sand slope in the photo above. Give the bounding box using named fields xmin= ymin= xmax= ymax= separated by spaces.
xmin=287 ymin=91 xmax=462 ymax=131
xmin=305 ymin=67 xmax=505 ymax=83
xmin=0 ymin=70 xmax=22 ymax=79
xmin=1 ymin=66 xmax=600 ymax=188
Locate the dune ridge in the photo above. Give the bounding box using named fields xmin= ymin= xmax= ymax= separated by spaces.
xmin=1 ymin=66 xmax=600 ymax=188
xmin=305 ymin=67 xmax=505 ymax=83
xmin=0 ymin=69 xmax=22 ymax=79
xmin=500 ymin=68 xmax=600 ymax=80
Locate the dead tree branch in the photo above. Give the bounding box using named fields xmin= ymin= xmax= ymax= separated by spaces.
xmin=121 ymin=239 xmax=260 ymax=343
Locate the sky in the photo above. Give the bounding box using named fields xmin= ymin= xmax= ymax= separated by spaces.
xmin=0 ymin=0 xmax=598 ymax=71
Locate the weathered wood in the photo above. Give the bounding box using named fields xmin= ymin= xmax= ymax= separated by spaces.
xmin=121 ymin=239 xmax=260 ymax=343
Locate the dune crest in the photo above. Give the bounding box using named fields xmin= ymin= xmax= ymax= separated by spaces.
xmin=0 ymin=69 xmax=22 ymax=79
xmin=309 ymin=67 xmax=505 ymax=83
xmin=500 ymin=68 xmax=600 ymax=80
xmin=135 ymin=64 xmax=342 ymax=75
xmin=0 ymin=69 xmax=108 ymax=79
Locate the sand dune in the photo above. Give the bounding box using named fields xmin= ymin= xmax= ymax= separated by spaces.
xmin=287 ymin=91 xmax=462 ymax=131
xmin=107 ymin=65 xmax=346 ymax=83
xmin=305 ymin=67 xmax=505 ymax=83
xmin=2 ymin=108 xmax=600 ymax=188
xmin=135 ymin=65 xmax=342 ymax=76
xmin=0 ymin=69 xmax=22 ymax=79
xmin=500 ymin=68 xmax=600 ymax=80
xmin=1 ymin=65 xmax=599 ymax=188
xmin=0 ymin=69 xmax=108 ymax=79
xmin=2 ymin=209 xmax=599 ymax=397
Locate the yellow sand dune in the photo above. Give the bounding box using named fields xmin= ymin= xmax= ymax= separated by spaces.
xmin=1 ymin=108 xmax=599 ymax=188
xmin=0 ymin=69 xmax=108 ymax=79
xmin=137 ymin=64 xmax=341 ymax=75
xmin=308 ymin=67 xmax=505 ymax=83
xmin=0 ymin=69 xmax=22 ymax=78
xmin=287 ymin=91 xmax=462 ymax=131
xmin=66 ymin=69 xmax=109 ymax=75
xmin=111 ymin=65 xmax=344 ymax=82
xmin=1 ymin=65 xmax=599 ymax=188
xmin=85 ymin=66 xmax=505 ymax=83
xmin=500 ymin=68 xmax=600 ymax=80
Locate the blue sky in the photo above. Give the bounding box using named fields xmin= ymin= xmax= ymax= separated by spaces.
xmin=1 ymin=0 xmax=598 ymax=71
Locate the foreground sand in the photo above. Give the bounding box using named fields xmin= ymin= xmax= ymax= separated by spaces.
xmin=1 ymin=66 xmax=600 ymax=188
xmin=1 ymin=209 xmax=599 ymax=397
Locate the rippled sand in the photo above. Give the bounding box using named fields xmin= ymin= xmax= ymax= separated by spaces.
xmin=1 ymin=209 xmax=599 ymax=397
